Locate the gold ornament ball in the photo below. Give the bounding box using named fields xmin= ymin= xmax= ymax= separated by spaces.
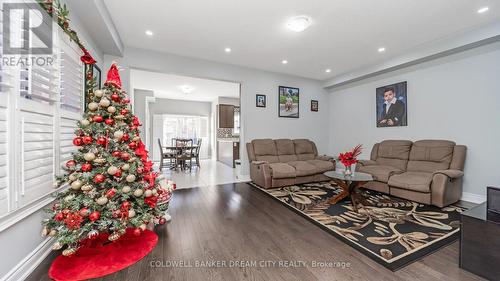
xmin=81 ymin=184 xmax=93 ymax=191
xmin=107 ymin=166 xmax=119 ymax=175
xmin=121 ymin=164 xmax=130 ymax=171
xmin=62 ymin=248 xmax=77 ymax=256
xmin=96 ymin=197 xmax=108 ymax=205
xmin=80 ymin=119 xmax=90 ymax=126
xmin=49 ymin=229 xmax=57 ymax=237
xmin=144 ymin=190 xmax=153 ymax=197
xmin=107 ymin=106 xmax=116 ymax=113
xmin=88 ymin=102 xmax=99 ymax=111
xmin=41 ymin=226 xmax=49 ymax=236
xmin=114 ymin=114 xmax=125 ymax=120
xmin=152 ymin=189 xmax=158 ymax=196
xmin=68 ymin=173 xmax=79 ymax=181
xmin=128 ymin=209 xmax=136 ymax=218
xmin=113 ymin=130 xmax=124 ymax=140
xmin=122 ymin=186 xmax=131 ymax=193
xmin=52 ymin=242 xmax=63 ymax=250
xmin=94 ymin=158 xmax=106 ymax=164
xmin=94 ymin=89 xmax=104 ymax=97
xmin=133 ymin=188 xmax=144 ymax=197
xmin=70 ymin=180 xmax=82 ymax=190
xmin=84 ymin=152 xmax=96 ymax=161
xmin=99 ymin=98 xmax=110 ymax=107
xmin=126 ymin=174 xmax=136 ymax=182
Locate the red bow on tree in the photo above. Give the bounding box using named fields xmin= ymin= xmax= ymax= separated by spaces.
xmin=134 ymin=141 xmax=149 ymax=162
xmin=105 ymin=63 xmax=122 ymax=89
xmin=80 ymin=49 xmax=96 ymax=65
xmin=144 ymin=196 xmax=158 ymax=208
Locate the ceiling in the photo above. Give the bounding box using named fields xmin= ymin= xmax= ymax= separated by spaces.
xmin=130 ymin=69 xmax=240 ymax=102
xmin=103 ymin=0 xmax=500 ymax=80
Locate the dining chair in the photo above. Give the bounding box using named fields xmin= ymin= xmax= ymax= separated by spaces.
xmin=176 ymin=145 xmax=196 ymax=171
xmin=191 ymin=139 xmax=202 ymax=169
xmin=176 ymin=138 xmax=193 ymax=147
xmin=158 ymin=138 xmax=176 ymax=171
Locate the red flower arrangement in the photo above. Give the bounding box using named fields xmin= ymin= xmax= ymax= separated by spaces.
xmin=338 ymin=145 xmax=363 ymax=168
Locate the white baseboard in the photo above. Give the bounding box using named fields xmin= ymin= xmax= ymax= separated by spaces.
xmin=1 ymin=237 xmax=54 ymax=281
xmin=461 ymin=192 xmax=487 ymax=204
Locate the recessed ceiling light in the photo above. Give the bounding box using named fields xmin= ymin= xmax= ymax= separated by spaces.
xmin=145 ymin=30 xmax=153 ymax=36
xmin=180 ymin=85 xmax=194 ymax=94
xmin=378 ymin=47 xmax=386 ymax=53
xmin=478 ymin=7 xmax=489 ymax=14
xmin=224 ymin=47 xmax=231 ymax=53
xmin=282 ymin=60 xmax=288 ymax=64
xmin=325 ymin=69 xmax=331 ymax=73
xmin=286 ymin=15 xmax=312 ymax=32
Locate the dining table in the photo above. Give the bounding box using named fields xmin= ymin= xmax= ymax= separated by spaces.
xmin=163 ymin=145 xmax=199 ymax=170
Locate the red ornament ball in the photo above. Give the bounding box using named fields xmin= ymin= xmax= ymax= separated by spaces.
xmin=159 ymin=217 xmax=167 ymax=225
xmin=96 ymin=136 xmax=107 ymax=146
xmin=89 ymin=211 xmax=100 ymax=221
xmin=128 ymin=142 xmax=137 ymax=149
xmin=93 ymin=174 xmax=106 ymax=183
xmin=133 ymin=228 xmax=142 ymax=236
xmin=121 ymin=201 xmax=131 ymax=210
xmin=120 ymin=109 xmax=129 ymax=115
xmin=92 ymin=115 xmax=103 ymax=123
xmin=112 ymin=150 xmax=121 ymax=157
xmin=122 ymin=98 xmax=130 ymax=104
xmin=66 ymin=160 xmax=76 ymax=168
xmin=82 ymin=136 xmax=93 ymax=144
xmin=81 ymin=163 xmax=93 ymax=172
xmin=79 ymin=208 xmax=90 ymax=217
xmin=114 ymin=170 xmax=122 ymax=178
xmin=111 ymin=93 xmax=120 ymax=102
xmin=105 ymin=188 xmax=116 ymax=198
xmin=54 ymin=212 xmax=64 ymax=221
xmin=105 ymin=118 xmax=114 ymax=126
xmin=121 ymin=134 xmax=130 ymax=141
xmin=136 ymin=167 xmax=144 ymax=174
xmin=73 ymin=137 xmax=83 ymax=146
xmin=120 ymin=152 xmax=130 ymax=161
xmin=129 ymin=125 xmax=137 ymax=131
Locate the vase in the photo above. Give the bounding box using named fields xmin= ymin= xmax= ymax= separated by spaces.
xmin=343 ymin=165 xmax=352 ymax=176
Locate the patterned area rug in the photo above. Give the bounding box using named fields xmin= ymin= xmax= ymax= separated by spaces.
xmin=251 ymin=181 xmax=464 ymax=271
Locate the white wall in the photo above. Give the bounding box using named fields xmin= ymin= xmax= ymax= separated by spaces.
xmin=327 ymin=41 xmax=500 ymax=198
xmin=105 ymin=47 xmax=330 ymax=174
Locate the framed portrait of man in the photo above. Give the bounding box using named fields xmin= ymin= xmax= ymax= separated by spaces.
xmin=376 ymin=81 xmax=407 ymax=128
xmin=278 ymin=86 xmax=299 ymax=118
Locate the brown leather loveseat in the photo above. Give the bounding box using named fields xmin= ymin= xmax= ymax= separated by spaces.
xmin=247 ymin=139 xmax=335 ymax=188
xmin=357 ymin=140 xmax=466 ymax=207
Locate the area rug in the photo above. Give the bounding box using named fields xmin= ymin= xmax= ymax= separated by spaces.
xmin=251 ymin=181 xmax=464 ymax=271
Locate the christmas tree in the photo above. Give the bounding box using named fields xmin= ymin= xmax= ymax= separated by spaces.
xmin=42 ymin=63 xmax=174 ymax=256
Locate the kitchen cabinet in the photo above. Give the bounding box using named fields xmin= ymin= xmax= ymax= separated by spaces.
xmin=217 ymin=140 xmax=239 ymax=168
xmin=218 ymin=104 xmax=234 ymax=128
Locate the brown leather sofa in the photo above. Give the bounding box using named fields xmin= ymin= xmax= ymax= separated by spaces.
xmin=247 ymin=139 xmax=335 ymax=188
xmin=357 ymin=140 xmax=466 ymax=207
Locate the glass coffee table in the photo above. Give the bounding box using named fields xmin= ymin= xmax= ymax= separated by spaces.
xmin=324 ymin=171 xmax=373 ymax=212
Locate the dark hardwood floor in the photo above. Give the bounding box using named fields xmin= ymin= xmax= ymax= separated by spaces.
xmin=26 ymin=183 xmax=484 ymax=281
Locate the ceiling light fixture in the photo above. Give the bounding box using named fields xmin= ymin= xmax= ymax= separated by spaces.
xmin=282 ymin=60 xmax=288 ymax=64
xmin=378 ymin=47 xmax=386 ymax=53
xmin=286 ymin=15 xmax=312 ymax=32
xmin=325 ymin=69 xmax=331 ymax=73
xmin=224 ymin=47 xmax=232 ymax=53
xmin=180 ymin=85 xmax=194 ymax=94
xmin=145 ymin=30 xmax=153 ymax=36
xmin=477 ymin=7 xmax=489 ymax=14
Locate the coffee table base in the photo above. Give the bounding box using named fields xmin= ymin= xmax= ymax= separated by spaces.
xmin=328 ymin=179 xmax=369 ymax=212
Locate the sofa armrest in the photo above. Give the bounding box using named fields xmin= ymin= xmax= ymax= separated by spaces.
xmin=357 ymin=160 xmax=377 ymax=167
xmin=433 ymin=169 xmax=464 ymax=179
xmin=316 ymin=155 xmax=335 ymax=161
xmin=251 ymin=160 xmax=269 ymax=165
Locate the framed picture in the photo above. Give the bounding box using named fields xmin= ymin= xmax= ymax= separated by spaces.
xmin=256 ymin=94 xmax=266 ymax=108
xmin=376 ymin=81 xmax=407 ymax=127
xmin=311 ymin=100 xmax=318 ymax=112
xmin=84 ymin=64 xmax=102 ymax=110
xmin=278 ymin=86 xmax=299 ymax=118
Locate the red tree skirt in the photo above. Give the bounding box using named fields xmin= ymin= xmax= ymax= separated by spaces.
xmin=49 ymin=228 xmax=158 ymax=281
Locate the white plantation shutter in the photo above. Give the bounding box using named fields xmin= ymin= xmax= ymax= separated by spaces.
xmin=0 ymin=99 xmax=10 ymax=215
xmin=17 ymin=102 xmax=56 ymax=206
xmin=58 ymin=37 xmax=83 ymax=174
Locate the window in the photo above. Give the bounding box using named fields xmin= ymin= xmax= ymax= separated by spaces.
xmin=162 ymin=115 xmax=209 ymax=159
xmin=0 ymin=13 xmax=84 ymax=219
